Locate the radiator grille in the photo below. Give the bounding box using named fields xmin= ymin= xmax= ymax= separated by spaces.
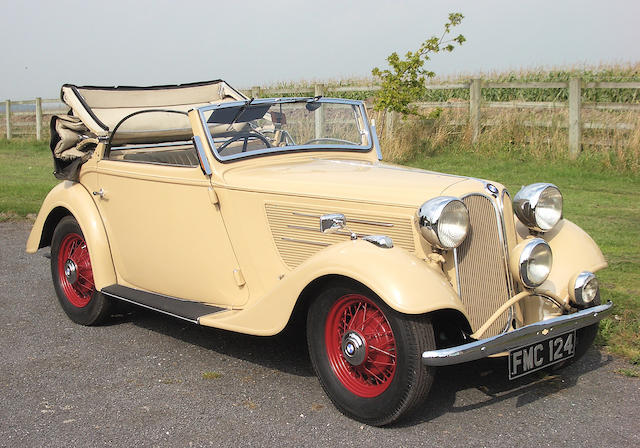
xmin=457 ymin=195 xmax=512 ymax=337
xmin=265 ymin=203 xmax=415 ymax=269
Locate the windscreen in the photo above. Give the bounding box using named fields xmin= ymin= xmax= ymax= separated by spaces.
xmin=200 ymin=99 xmax=371 ymax=160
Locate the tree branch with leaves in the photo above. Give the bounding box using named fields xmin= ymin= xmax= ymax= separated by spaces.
xmin=372 ymin=13 xmax=465 ymax=116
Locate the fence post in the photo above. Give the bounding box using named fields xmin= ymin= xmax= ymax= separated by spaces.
xmin=5 ymin=100 xmax=11 ymax=139
xmin=314 ymin=83 xmax=325 ymax=139
xmin=251 ymin=86 xmax=261 ymax=98
xmin=35 ymin=97 xmax=43 ymax=141
xmin=385 ymin=110 xmax=395 ymax=139
xmin=469 ymin=78 xmax=482 ymax=144
xmin=568 ymin=77 xmax=582 ymax=158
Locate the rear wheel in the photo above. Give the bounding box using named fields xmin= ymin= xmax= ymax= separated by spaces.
xmin=307 ymin=282 xmax=435 ymax=426
xmin=50 ymin=216 xmax=110 ymax=325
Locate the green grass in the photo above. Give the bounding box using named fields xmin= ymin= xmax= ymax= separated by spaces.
xmin=615 ymin=368 xmax=640 ymax=378
xmin=0 ymin=139 xmax=58 ymax=219
xmin=1 ymin=140 xmax=638 ymax=363
xmin=202 ymin=371 xmax=222 ymax=380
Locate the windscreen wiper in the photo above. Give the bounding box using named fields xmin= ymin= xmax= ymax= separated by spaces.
xmin=226 ymin=98 xmax=254 ymax=131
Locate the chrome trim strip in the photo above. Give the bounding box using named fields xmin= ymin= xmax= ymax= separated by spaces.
xmin=453 ymin=247 xmax=461 ymax=296
xmin=286 ymin=224 xmax=366 ymax=238
xmin=111 ymin=141 xmax=192 ymax=151
xmin=287 ymin=224 xmax=322 ymax=233
xmin=292 ymin=211 xmax=321 ymax=218
xmin=193 ymin=135 xmax=212 ymax=176
xmin=370 ymin=119 xmax=383 ymax=160
xmin=422 ymin=301 xmax=613 ymax=366
xmin=101 ymin=290 xmax=199 ymax=324
xmin=281 ymin=237 xmax=330 ymax=247
xmin=499 ymin=189 xmax=516 ymax=295
xmin=291 ymin=212 xmax=394 ymax=227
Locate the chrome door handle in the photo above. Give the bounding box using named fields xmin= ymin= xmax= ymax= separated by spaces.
xmin=92 ymin=189 xmax=105 ymax=198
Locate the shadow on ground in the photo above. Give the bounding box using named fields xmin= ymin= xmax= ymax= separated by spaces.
xmin=107 ymin=303 xmax=613 ymax=425
xmin=402 ymin=348 xmax=613 ymax=426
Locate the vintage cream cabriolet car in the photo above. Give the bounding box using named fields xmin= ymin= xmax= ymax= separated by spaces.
xmin=28 ymin=80 xmax=612 ymax=425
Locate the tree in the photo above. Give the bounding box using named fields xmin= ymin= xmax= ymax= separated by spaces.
xmin=372 ymin=13 xmax=465 ymax=116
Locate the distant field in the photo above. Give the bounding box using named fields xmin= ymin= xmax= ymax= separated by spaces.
xmin=257 ymin=62 xmax=640 ymax=102
xmin=1 ymin=139 xmax=638 ymax=368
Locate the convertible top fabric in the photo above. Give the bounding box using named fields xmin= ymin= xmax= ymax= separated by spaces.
xmin=50 ymin=80 xmax=246 ymax=180
xmin=60 ymin=80 xmax=246 ymax=134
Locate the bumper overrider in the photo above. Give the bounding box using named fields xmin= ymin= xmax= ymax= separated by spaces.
xmin=422 ymin=301 xmax=613 ymax=366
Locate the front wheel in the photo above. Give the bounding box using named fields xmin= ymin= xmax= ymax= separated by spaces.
xmin=307 ymin=283 xmax=435 ymax=426
xmin=50 ymin=216 xmax=111 ymax=325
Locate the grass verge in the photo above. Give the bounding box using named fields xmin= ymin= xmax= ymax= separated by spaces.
xmin=1 ymin=140 xmax=638 ymax=363
xmin=0 ymin=139 xmax=57 ymax=220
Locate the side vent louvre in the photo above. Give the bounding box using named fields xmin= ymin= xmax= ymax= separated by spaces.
xmin=265 ymin=203 xmax=415 ymax=268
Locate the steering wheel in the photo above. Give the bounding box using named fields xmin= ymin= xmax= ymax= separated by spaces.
xmin=302 ymin=138 xmax=357 ymax=146
xmin=217 ymin=132 xmax=272 ymax=154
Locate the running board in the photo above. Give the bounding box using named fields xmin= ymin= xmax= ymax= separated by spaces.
xmin=101 ymin=284 xmax=225 ymax=324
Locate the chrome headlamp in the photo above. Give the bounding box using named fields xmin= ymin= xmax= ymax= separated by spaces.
xmin=569 ymin=271 xmax=600 ymax=308
xmin=417 ymin=197 xmax=470 ymax=249
xmin=510 ymin=238 xmax=552 ymax=288
xmin=513 ymin=183 xmax=563 ymax=232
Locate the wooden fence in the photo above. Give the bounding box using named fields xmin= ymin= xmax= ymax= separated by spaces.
xmin=1 ymin=98 xmax=66 ymax=141
xmin=3 ymin=78 xmax=639 ymax=158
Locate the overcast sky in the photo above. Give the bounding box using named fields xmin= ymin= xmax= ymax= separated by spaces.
xmin=1 ymin=0 xmax=639 ymax=99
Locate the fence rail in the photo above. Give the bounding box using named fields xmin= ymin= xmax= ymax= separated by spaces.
xmin=246 ymin=78 xmax=639 ymax=157
xmin=3 ymin=78 xmax=639 ymax=157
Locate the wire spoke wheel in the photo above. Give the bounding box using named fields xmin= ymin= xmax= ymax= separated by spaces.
xmin=51 ymin=216 xmax=110 ymax=325
xmin=307 ymin=282 xmax=436 ymax=426
xmin=325 ymin=294 xmax=396 ymax=397
xmin=57 ymin=233 xmax=95 ymax=307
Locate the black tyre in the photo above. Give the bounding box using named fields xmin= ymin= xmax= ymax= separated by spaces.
xmin=307 ymin=282 xmax=435 ymax=426
xmin=50 ymin=216 xmax=111 ymax=325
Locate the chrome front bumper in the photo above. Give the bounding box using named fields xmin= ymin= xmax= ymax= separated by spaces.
xmin=422 ymin=301 xmax=613 ymax=366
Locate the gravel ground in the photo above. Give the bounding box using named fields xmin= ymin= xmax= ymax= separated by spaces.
xmin=1 ymin=221 xmax=638 ymax=447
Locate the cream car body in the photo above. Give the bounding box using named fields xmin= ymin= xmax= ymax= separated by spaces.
xmin=27 ymin=81 xmax=612 ymax=425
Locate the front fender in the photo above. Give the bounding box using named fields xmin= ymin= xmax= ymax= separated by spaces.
xmin=26 ymin=181 xmax=116 ymax=290
xmin=199 ymin=239 xmax=468 ymax=335
xmin=529 ymin=219 xmax=607 ymax=302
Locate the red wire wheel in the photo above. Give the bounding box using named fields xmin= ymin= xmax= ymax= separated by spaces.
xmin=56 ymin=233 xmax=95 ymax=308
xmin=324 ymin=294 xmax=397 ymax=397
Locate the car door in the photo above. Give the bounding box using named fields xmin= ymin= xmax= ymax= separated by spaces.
xmin=94 ymin=144 xmax=248 ymax=307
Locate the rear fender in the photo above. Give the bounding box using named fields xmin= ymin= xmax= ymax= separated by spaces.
xmin=26 ymin=181 xmax=116 ymax=290
xmin=198 ymin=239 xmax=468 ymax=336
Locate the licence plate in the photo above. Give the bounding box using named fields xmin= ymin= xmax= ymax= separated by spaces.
xmin=508 ymin=330 xmax=576 ymax=380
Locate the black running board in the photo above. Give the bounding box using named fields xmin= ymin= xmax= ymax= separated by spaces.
xmin=101 ymin=284 xmax=225 ymax=324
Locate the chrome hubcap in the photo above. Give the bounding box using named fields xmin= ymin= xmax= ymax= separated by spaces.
xmin=64 ymin=259 xmax=78 ymax=284
xmin=341 ymin=331 xmax=367 ymax=366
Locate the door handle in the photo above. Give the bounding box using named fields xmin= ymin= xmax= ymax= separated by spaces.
xmin=92 ymin=188 xmax=105 ymax=198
